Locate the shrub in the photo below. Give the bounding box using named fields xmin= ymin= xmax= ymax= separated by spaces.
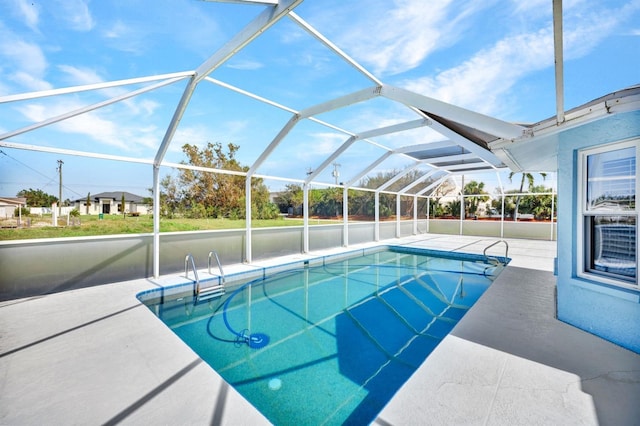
xmin=14 ymin=206 xmax=30 ymax=216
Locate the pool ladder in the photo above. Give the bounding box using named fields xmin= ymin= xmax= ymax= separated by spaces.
xmin=483 ymin=240 xmax=509 ymax=265
xmin=184 ymin=252 xmax=226 ymax=301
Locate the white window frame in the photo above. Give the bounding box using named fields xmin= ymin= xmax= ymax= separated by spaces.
xmin=577 ymin=138 xmax=639 ymax=290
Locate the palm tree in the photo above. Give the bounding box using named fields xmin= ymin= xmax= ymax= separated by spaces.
xmin=463 ymin=180 xmax=489 ymax=217
xmin=508 ymin=172 xmax=547 ymax=221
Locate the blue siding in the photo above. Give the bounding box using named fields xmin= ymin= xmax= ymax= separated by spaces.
xmin=556 ymin=110 xmax=640 ymax=354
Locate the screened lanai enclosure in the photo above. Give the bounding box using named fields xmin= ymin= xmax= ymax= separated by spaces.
xmin=0 ymin=0 xmax=585 ymax=281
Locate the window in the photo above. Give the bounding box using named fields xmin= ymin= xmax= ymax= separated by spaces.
xmin=579 ymin=140 xmax=638 ymax=288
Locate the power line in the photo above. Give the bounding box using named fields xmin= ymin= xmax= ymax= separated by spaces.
xmin=0 ymin=150 xmax=86 ymax=199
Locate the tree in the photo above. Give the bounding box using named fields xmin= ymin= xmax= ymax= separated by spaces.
xmin=159 ymin=142 xmax=279 ymax=220
xmin=427 ymin=178 xmax=457 ymax=218
xmin=274 ymin=184 xmax=304 ymax=215
xmin=463 ymin=180 xmax=489 ymax=217
xmin=156 ymin=175 xmax=181 ymax=218
xmin=508 ymin=172 xmax=547 ymax=221
xmin=444 ymin=199 xmax=461 ymax=217
xmin=121 ymin=193 xmax=126 ymax=218
xmin=518 ymin=185 xmax=557 ymax=220
xmin=85 ymin=192 xmax=91 ymax=215
xmin=16 ymin=188 xmax=57 ymax=207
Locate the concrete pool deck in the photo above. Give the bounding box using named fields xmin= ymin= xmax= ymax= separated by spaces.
xmin=1 ymin=234 xmax=639 ymax=425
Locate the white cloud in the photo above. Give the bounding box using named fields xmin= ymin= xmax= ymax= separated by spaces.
xmin=227 ymin=59 xmax=264 ymax=71
xmin=55 ymin=65 xmax=161 ymax=117
xmin=323 ymin=0 xmax=495 ymax=76
xmin=401 ymin=0 xmax=640 ymax=116
xmin=103 ymin=20 xmax=129 ymax=39
xmin=403 ymin=28 xmax=555 ymax=115
xmin=15 ymin=0 xmax=40 ymax=31
xmin=563 ymin=1 xmax=640 ymax=58
xmin=14 ymin=95 xmax=168 ymax=153
xmin=53 ymin=0 xmax=94 ymax=31
xmin=10 ymin=71 xmax=52 ymax=92
xmin=17 ymin=101 xmax=128 ymax=150
xmin=289 ymin=132 xmax=346 ymax=163
xmin=102 ymin=20 xmax=146 ymax=54
xmin=0 ymin=29 xmax=51 ymax=92
xmin=57 ymin=65 xmax=103 ymax=86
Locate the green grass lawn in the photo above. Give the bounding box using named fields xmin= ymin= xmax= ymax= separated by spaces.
xmin=0 ymin=215 xmax=314 ymax=241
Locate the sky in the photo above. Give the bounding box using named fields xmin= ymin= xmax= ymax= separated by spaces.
xmin=0 ymin=0 xmax=639 ymax=202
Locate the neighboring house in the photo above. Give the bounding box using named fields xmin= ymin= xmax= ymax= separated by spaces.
xmin=0 ymin=197 xmax=26 ymax=218
xmin=491 ymin=85 xmax=640 ymax=353
xmin=73 ymin=192 xmax=150 ymax=215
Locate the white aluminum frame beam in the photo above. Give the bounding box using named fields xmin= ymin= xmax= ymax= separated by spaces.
xmin=0 ymin=71 xmax=195 ymax=104
xmin=442 ymin=162 xmax=493 ymax=172
xmin=553 ymin=0 xmax=565 ymax=124
xmin=393 ymin=140 xmax=455 ymax=154
xmin=417 ymin=152 xmax=480 ymax=165
xmin=305 ymin=119 xmax=429 ymax=184
xmin=427 ymin=119 xmax=505 ymax=167
xmin=0 ymin=76 xmax=189 ymax=142
xmin=416 ymin=174 xmax=451 ymax=196
xmin=298 ymin=86 xmax=382 ymax=119
xmin=381 ymin=85 xmax=526 ymax=140
xmin=344 ymin=151 xmax=394 ymax=187
xmin=288 ymin=12 xmax=383 ymax=86
xmin=0 ymin=140 xmax=155 ymax=165
xmin=397 ymin=170 xmax=438 ymax=194
xmin=155 ymin=0 xmax=303 ymax=167
xmin=376 ymin=163 xmax=423 ymax=193
xmin=153 ymin=0 xmax=303 ymax=273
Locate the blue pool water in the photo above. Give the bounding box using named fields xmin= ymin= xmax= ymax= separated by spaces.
xmin=138 ymin=247 xmax=507 ymax=425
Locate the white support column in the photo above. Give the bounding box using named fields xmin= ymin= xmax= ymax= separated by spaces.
xmin=374 ymin=192 xmax=380 ymax=242
xmin=460 ymin=175 xmax=465 ymax=235
xmin=413 ymin=195 xmax=418 ymax=235
xmin=426 ymin=197 xmax=430 ymax=233
xmin=303 ymin=184 xmax=309 ymax=253
xmin=153 ymin=165 xmax=161 ymax=278
xmin=342 ymin=187 xmax=349 ymax=247
xmin=496 ymin=170 xmax=505 ymax=238
xmin=245 ymin=177 xmax=252 ymax=263
xmin=550 ymin=186 xmax=556 ymax=241
xmin=501 ymin=195 xmax=505 ymax=238
xmin=396 ymin=194 xmax=401 ymax=238
xmin=553 ymin=0 xmax=565 ymax=124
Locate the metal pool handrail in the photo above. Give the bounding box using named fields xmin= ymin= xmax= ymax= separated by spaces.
xmin=185 ymin=253 xmax=199 ymax=285
xmin=208 ymin=250 xmax=225 ymax=284
xmin=483 ymin=240 xmax=509 ymax=264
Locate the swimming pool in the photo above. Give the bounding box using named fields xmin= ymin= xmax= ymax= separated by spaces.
xmin=138 ymin=246 xmax=507 ymax=425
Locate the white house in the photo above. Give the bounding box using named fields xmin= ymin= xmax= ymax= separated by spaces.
xmin=0 ymin=197 xmax=26 ymax=219
xmin=73 ymin=191 xmax=151 ymax=216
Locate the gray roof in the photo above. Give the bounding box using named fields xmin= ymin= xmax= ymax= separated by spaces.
xmin=74 ymin=192 xmax=146 ymax=203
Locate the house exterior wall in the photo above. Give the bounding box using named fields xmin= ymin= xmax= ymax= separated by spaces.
xmin=73 ymin=198 xmax=151 ymax=215
xmin=556 ymin=110 xmax=640 ymax=353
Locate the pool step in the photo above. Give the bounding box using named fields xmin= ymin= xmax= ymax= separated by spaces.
xmin=196 ymin=284 xmax=226 ymax=302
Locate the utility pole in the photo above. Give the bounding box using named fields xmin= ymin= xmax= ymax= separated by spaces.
xmin=57 ymin=159 xmax=64 ymax=216
xmin=332 ymin=162 xmax=341 ymax=185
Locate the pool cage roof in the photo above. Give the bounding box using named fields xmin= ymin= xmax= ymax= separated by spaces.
xmin=1 ymin=0 xmax=577 ymax=274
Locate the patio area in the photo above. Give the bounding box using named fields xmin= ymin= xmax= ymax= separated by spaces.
xmin=1 ymin=234 xmax=639 ymax=425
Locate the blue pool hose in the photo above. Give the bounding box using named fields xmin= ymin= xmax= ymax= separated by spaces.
xmin=222 ymin=280 xmax=270 ymax=349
